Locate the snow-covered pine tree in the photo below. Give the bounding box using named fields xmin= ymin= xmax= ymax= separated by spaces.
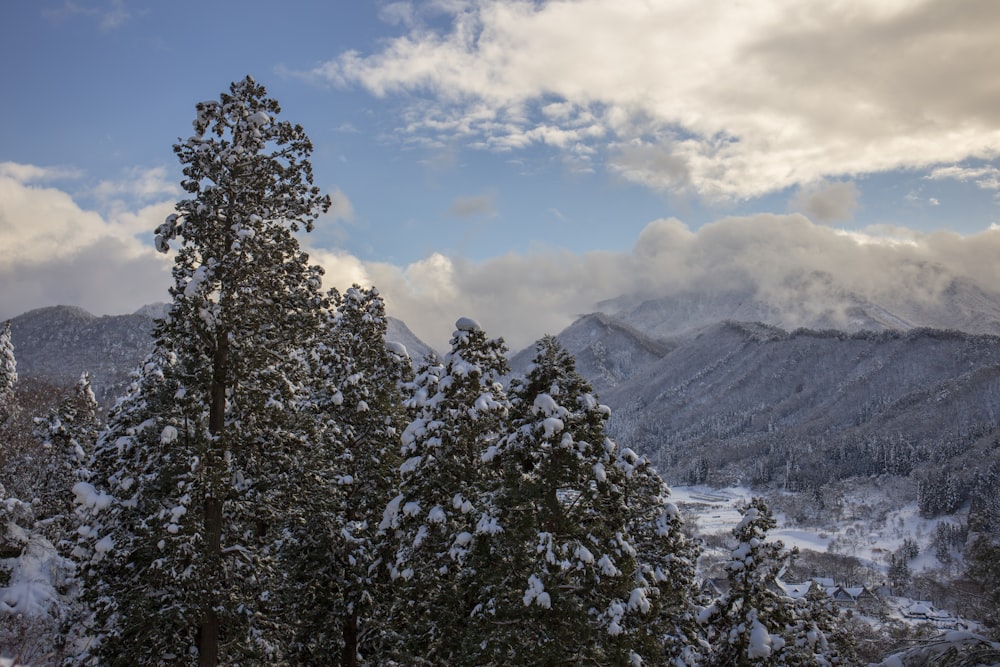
xmin=698 ymin=497 xmax=842 ymax=666
xmin=482 ymin=335 xmax=653 ymax=665
xmin=617 ymin=446 xmax=702 ymax=665
xmin=283 ymin=285 xmax=411 ymax=666
xmin=699 ymin=498 xmax=792 ymax=666
xmin=0 ymin=321 xmax=17 ymax=427
xmin=75 ymin=76 xmax=331 ymax=666
xmin=32 ymin=373 xmax=100 ymax=527
xmin=378 ymin=318 xmax=509 ymax=664
xmin=965 ymin=535 xmax=1000 ymax=638
xmin=0 ymin=373 xmax=99 ymax=662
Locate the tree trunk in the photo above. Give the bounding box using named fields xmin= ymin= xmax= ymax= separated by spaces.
xmin=209 ymin=331 xmax=228 ymax=438
xmin=199 ymin=331 xmax=229 ymax=666
xmin=342 ymin=611 xmax=359 ymax=667
xmin=198 ymin=609 xmax=220 ymax=667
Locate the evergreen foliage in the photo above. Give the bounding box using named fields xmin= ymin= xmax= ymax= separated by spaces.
xmin=965 ymin=535 xmax=1000 ymax=639
xmin=481 ymin=335 xmax=686 ymax=665
xmin=378 ymin=318 xmax=510 ymax=664
xmin=699 ymin=498 xmax=846 ymax=666
xmin=0 ymin=321 xmax=17 ymax=427
xmin=282 ymin=285 xmax=411 ymax=665
xmin=618 ymin=446 xmax=702 ymax=665
xmin=0 ymin=373 xmax=95 ymax=664
xmin=32 ymin=374 xmax=100 ymax=528
xmin=75 ymin=76 xmax=330 ymax=666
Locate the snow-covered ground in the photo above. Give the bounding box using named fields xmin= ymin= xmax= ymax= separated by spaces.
xmin=673 ymin=485 xmax=832 ymax=551
xmin=671 ymin=483 xmax=988 ymax=636
xmin=671 ymin=484 xmax=962 ymax=574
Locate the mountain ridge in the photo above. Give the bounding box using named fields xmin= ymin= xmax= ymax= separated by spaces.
xmin=7 ymin=305 xmax=435 ymax=402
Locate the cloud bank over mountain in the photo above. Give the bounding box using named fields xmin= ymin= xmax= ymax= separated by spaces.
xmin=5 ymin=161 xmax=1000 ymax=350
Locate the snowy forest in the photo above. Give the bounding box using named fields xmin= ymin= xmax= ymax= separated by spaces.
xmin=2 ymin=78 xmax=1000 ymax=666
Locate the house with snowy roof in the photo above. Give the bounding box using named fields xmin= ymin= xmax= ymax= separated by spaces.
xmin=777 ymin=580 xmax=812 ymax=600
xmin=699 ymin=577 xmax=729 ymax=597
xmin=901 ymin=601 xmax=967 ymax=630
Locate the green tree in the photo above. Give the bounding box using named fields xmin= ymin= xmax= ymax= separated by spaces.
xmin=32 ymin=373 xmax=100 ymax=527
xmin=699 ymin=498 xmax=835 ymax=666
xmin=618 ymin=446 xmax=702 ymax=665
xmin=378 ymin=318 xmax=509 ymax=664
xmin=966 ymin=535 xmax=1000 ymax=638
xmin=283 ymin=285 xmax=411 ymax=665
xmin=482 ymin=336 xmax=668 ymax=665
xmin=0 ymin=373 xmax=98 ymax=662
xmin=75 ymin=76 xmax=330 ymax=666
xmin=0 ymin=321 xmax=17 ymax=427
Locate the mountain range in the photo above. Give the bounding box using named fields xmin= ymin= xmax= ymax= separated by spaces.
xmin=6 ymin=304 xmax=434 ymax=405
xmin=8 ymin=276 xmax=1000 ymax=505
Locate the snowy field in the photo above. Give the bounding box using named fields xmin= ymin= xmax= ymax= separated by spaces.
xmin=671 ymin=484 xmax=960 ymax=574
xmin=672 ymin=485 xmax=832 ymax=551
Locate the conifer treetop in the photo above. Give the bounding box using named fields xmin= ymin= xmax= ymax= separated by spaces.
xmin=155 ymin=75 xmax=331 ymax=256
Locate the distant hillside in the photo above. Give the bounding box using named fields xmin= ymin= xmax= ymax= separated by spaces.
xmin=509 ymin=312 xmax=674 ymax=396
xmin=9 ymin=306 xmax=159 ymax=404
xmin=386 ymin=317 xmax=437 ymax=364
xmin=8 ymin=305 xmax=435 ymax=404
xmin=13 ymin=292 xmax=1000 ymax=516
xmin=560 ymin=319 xmax=1000 ymax=497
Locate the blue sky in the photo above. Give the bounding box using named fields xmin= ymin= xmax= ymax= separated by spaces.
xmin=3 ymin=0 xmax=1000 ymax=348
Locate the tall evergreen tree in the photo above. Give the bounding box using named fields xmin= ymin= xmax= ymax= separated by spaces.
xmin=0 ymin=321 xmax=17 ymax=427
xmin=482 ymin=336 xmax=671 ymax=665
xmin=699 ymin=498 xmax=794 ymax=666
xmin=283 ymin=285 xmax=411 ymax=665
xmin=378 ymin=318 xmax=509 ymax=664
xmin=75 ymin=76 xmax=330 ymax=666
xmin=966 ymin=535 xmax=1000 ymax=638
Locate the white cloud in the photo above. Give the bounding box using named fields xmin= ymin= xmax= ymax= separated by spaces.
xmin=305 ymin=213 xmax=1000 ymax=351
xmin=311 ymin=0 xmax=1000 ymax=200
xmin=327 ymin=188 xmax=355 ymax=223
xmin=0 ymin=163 xmax=172 ymax=319
xmin=8 ymin=164 xmax=1000 ymax=356
xmin=927 ymin=165 xmax=1000 ymax=190
xmin=93 ymin=166 xmax=180 ymax=203
xmin=0 ymin=162 xmax=82 ymax=182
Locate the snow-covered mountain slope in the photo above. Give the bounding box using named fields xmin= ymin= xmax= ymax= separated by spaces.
xmin=591 ymin=321 xmax=1000 ymax=489
xmin=8 ymin=305 xmax=435 ymax=403
xmin=9 ymin=305 xmax=159 ymax=403
xmin=509 ymin=312 xmax=674 ymax=396
xmin=386 ymin=317 xmax=437 ymax=363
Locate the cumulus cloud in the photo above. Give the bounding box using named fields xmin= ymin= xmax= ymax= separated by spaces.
xmin=307 ymin=213 xmax=1000 ymax=351
xmin=0 ymin=163 xmax=172 ymax=319
xmin=789 ymin=181 xmax=860 ymax=222
xmin=327 ymin=188 xmax=355 ymax=223
xmin=93 ymin=166 xmax=180 ymax=203
xmin=0 ymin=162 xmax=83 ymax=182
xmin=309 ymin=0 xmax=1000 ymax=200
xmin=8 ymin=163 xmax=1000 ymax=354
